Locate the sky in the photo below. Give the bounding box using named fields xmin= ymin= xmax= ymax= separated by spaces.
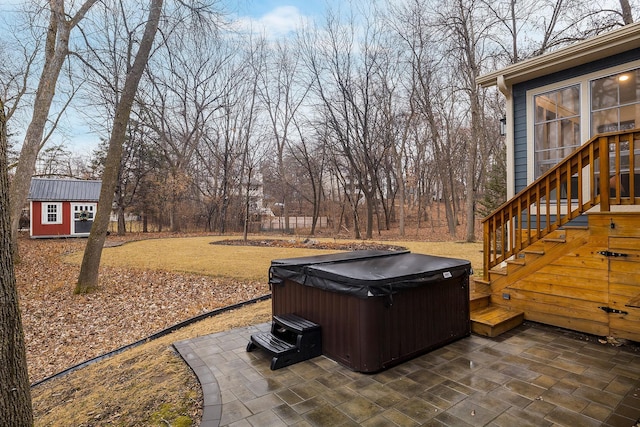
xmin=231 ymin=0 xmax=336 ymax=38
xmin=0 ymin=0 xmax=333 ymax=159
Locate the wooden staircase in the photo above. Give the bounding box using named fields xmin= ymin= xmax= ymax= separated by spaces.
xmin=470 ymin=293 xmax=524 ymax=338
xmin=476 ymin=129 xmax=640 ymax=340
xmin=470 ymin=227 xmax=590 ymax=337
xmin=247 ymin=313 xmax=322 ymax=370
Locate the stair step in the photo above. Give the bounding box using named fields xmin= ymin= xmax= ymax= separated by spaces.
xmin=523 ymin=249 xmax=545 ymax=255
xmin=471 ymin=306 xmax=524 ymax=338
xmin=542 ymin=237 xmax=566 ymax=243
xmin=248 ymin=332 xmax=297 ymax=355
xmin=506 ymin=259 xmax=525 ymax=266
xmin=470 ymin=292 xmax=490 ymax=311
xmin=471 ymin=278 xmax=491 ymax=294
xmin=247 ymin=313 xmax=323 ymax=370
xmin=273 ymin=314 xmax=320 ymax=334
xmin=489 ymin=269 xmax=507 ymax=276
xmin=561 ymin=225 xmax=589 ymax=230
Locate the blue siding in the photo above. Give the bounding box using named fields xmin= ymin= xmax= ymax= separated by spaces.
xmin=521 ymin=215 xmax=588 ymax=228
xmin=511 ymin=48 xmax=640 ymax=194
xmin=513 ymin=82 xmax=528 ymax=193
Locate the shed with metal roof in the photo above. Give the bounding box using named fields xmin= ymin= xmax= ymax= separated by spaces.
xmin=27 ymin=178 xmax=101 ymax=238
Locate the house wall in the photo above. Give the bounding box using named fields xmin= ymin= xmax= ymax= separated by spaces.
xmin=31 ymin=201 xmax=72 ymax=237
xmin=511 ymin=48 xmax=640 ymax=194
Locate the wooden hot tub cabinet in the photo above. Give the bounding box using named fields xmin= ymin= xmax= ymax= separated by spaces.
xmin=269 ymin=251 xmax=471 ymax=373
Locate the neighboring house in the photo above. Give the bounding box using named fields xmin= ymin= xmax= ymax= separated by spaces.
xmin=471 ymin=23 xmax=640 ymax=342
xmin=28 ymin=178 xmax=101 ymax=238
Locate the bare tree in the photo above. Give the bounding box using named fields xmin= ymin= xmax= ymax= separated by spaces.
xmin=139 ymin=25 xmax=235 ymax=232
xmin=619 ymin=0 xmax=634 ymax=24
xmin=0 ymin=98 xmax=33 ymax=426
xmin=8 ymin=0 xmax=98 ymax=259
xmin=256 ymin=39 xmax=311 ymax=233
xmin=35 ymin=143 xmax=84 ymax=177
xmin=301 ymin=5 xmax=396 ymax=239
xmin=190 ymin=38 xmax=261 ymax=234
xmin=76 ymin=0 xmax=163 ymax=294
xmin=291 ymin=118 xmax=327 ymax=235
xmin=437 ymin=0 xmax=497 ymax=242
xmin=483 ymin=0 xmax=636 ymax=63
xmin=0 ymin=35 xmax=38 ymax=128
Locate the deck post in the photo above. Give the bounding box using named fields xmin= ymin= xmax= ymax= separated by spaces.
xmin=483 ymin=223 xmax=490 ymax=281
xmin=599 ymin=136 xmax=610 ymax=212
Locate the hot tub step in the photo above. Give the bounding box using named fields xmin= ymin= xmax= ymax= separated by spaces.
xmin=247 ymin=314 xmax=322 ymax=370
xmin=247 ymin=332 xmax=297 ymax=354
xmin=470 ymin=306 xmax=524 ymax=338
xmin=273 ymin=314 xmax=320 ymax=334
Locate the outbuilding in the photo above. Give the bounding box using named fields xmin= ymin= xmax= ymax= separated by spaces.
xmin=27 ymin=177 xmax=101 ymax=238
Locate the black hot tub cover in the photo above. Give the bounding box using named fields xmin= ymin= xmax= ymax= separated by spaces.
xmin=270 ymin=251 xmax=472 ymax=298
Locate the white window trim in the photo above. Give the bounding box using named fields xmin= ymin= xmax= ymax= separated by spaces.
xmin=70 ymin=203 xmax=97 ymax=235
xmin=526 ymin=59 xmax=640 ymax=186
xmin=523 ymin=60 xmax=640 ymax=216
xmin=531 ymin=84 xmax=582 ymax=181
xmin=41 ymin=202 xmax=63 ymax=225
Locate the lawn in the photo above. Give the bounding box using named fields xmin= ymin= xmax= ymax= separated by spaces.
xmin=29 ymin=234 xmax=483 ymax=426
xmin=64 ymin=236 xmax=484 ymax=281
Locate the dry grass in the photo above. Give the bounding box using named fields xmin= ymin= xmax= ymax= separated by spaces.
xmin=64 ymin=236 xmax=343 ymax=282
xmin=63 ymin=236 xmax=484 ymax=281
xmin=32 ymin=300 xmax=272 ymax=426
xmin=30 ymin=234 xmax=483 ymax=426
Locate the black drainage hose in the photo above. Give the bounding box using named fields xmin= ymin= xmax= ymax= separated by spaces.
xmin=30 ymin=294 xmax=272 ymax=388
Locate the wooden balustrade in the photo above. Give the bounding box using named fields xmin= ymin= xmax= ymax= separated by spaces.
xmin=482 ymin=130 xmax=640 ymax=280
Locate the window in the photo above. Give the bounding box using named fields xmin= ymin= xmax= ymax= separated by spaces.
xmin=591 ymin=68 xmax=640 ymax=135
xmin=42 ymin=202 xmax=63 ymax=224
xmin=534 ymin=85 xmax=581 ymax=178
xmin=591 ymin=68 xmax=640 ymax=185
xmin=73 ymin=204 xmax=95 ymax=221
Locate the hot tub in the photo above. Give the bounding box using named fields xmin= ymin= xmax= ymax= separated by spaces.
xmin=269 ymin=250 xmax=471 ymax=373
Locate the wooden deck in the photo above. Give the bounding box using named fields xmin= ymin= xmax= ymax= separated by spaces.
xmin=475 ymin=212 xmax=640 ymax=342
xmin=477 ymin=130 xmax=640 ymax=340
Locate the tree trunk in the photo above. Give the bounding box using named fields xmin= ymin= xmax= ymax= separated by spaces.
xmin=9 ymin=0 xmax=98 ymax=261
xmin=620 ymin=0 xmax=633 ymax=24
xmin=365 ymin=190 xmax=374 ymax=239
xmin=0 ymin=99 xmax=33 ymax=426
xmin=242 ymin=167 xmax=252 ymax=241
xmin=117 ymin=207 xmax=126 ymax=235
xmin=75 ymin=0 xmax=163 ymax=293
xmin=465 ymin=93 xmax=480 ymax=242
xmin=170 ymin=200 xmax=181 ymax=232
xmin=396 ymin=147 xmax=406 ymax=237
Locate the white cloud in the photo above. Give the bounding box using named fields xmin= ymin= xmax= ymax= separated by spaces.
xmin=234 ymin=6 xmax=309 ymax=39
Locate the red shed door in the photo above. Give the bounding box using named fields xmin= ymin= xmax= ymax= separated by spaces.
xmin=71 ymin=203 xmax=96 ymax=235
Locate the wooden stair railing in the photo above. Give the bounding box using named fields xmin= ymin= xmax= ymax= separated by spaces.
xmin=482 ymin=129 xmax=640 ymax=281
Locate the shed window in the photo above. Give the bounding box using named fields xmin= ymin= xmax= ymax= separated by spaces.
xmin=42 ymin=202 xmax=63 ymax=224
xmin=73 ymin=204 xmax=95 ymax=221
xmin=533 ymin=85 xmax=581 ymax=178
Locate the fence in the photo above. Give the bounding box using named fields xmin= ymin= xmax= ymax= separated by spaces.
xmin=261 ymin=216 xmax=328 ymax=231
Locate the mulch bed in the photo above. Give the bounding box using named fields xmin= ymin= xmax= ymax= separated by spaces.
xmin=212 ymin=238 xmax=408 ymax=251
xmin=16 ymin=234 xmax=268 ymax=384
